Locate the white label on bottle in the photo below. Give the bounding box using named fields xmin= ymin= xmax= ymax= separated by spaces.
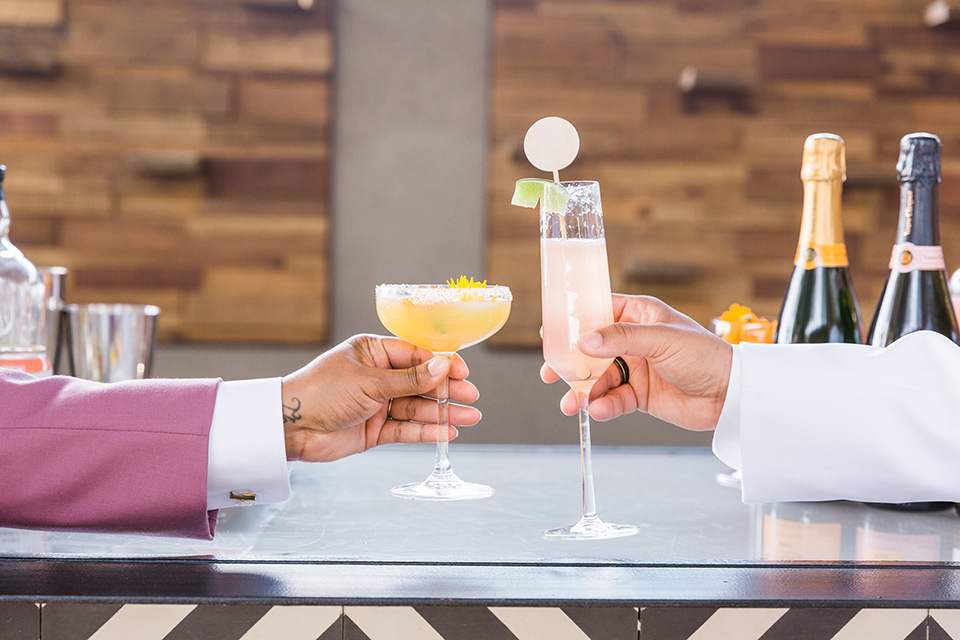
xmin=889 ymin=242 xmax=945 ymax=273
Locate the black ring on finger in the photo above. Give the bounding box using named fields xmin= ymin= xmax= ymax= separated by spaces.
xmin=613 ymin=356 xmax=630 ymax=386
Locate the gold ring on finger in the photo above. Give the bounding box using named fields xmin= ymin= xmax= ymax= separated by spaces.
xmin=613 ymin=356 xmax=630 ymax=386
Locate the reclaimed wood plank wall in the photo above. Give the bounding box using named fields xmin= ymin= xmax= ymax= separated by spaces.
xmin=0 ymin=0 xmax=332 ymax=343
xmin=487 ymin=0 xmax=960 ymax=346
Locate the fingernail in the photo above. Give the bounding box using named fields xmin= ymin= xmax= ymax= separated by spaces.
xmin=581 ymin=331 xmax=602 ymax=348
xmin=428 ymin=357 xmax=447 ymax=376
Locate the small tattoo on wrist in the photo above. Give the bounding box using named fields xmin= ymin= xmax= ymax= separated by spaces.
xmin=283 ymin=397 xmax=303 ymax=424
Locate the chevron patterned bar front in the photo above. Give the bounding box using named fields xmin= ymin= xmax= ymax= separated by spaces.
xmin=9 ymin=604 xmax=960 ymax=640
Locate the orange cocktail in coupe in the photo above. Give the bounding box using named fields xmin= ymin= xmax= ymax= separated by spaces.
xmin=375 ymin=278 xmax=511 ymax=501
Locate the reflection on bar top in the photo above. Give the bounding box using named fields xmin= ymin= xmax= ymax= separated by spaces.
xmin=1 ymin=446 xmax=958 ymax=565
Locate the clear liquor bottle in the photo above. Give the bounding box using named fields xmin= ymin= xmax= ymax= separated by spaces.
xmin=0 ymin=165 xmax=50 ymax=376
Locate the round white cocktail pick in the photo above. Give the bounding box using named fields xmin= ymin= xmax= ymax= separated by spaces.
xmin=523 ymin=116 xmax=580 ymax=182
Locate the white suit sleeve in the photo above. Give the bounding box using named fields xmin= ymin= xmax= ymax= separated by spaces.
xmin=206 ymin=378 xmax=292 ymax=510
xmin=712 ymin=330 xmax=960 ymax=504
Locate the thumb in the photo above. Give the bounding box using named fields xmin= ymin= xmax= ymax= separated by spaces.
xmin=374 ymin=355 xmax=450 ymax=401
xmin=579 ymin=323 xmax=671 ymax=360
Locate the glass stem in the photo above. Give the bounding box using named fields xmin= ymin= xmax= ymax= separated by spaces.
xmin=432 ymin=355 xmax=453 ymax=479
xmin=578 ymin=393 xmax=599 ymax=522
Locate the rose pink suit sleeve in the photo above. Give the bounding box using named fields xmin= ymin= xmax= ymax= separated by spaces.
xmin=0 ymin=368 xmax=221 ymax=539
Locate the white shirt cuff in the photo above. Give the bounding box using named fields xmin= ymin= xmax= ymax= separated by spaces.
xmin=712 ymin=344 xmax=742 ymax=471
xmin=207 ymin=378 xmax=292 ymax=510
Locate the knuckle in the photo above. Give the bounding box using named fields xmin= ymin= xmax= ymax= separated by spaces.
xmin=611 ymin=322 xmax=631 ymax=344
xmin=407 ymin=365 xmax=425 ymax=390
xmin=400 ymin=398 xmax=417 ymax=420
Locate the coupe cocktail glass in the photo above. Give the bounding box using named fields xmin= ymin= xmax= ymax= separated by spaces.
xmin=540 ymin=181 xmax=639 ymax=539
xmin=375 ymin=283 xmax=512 ymax=500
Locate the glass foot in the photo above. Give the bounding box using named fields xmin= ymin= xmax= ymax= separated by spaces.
xmin=542 ymin=515 xmax=639 ymax=540
xmin=391 ymin=471 xmax=494 ymax=501
xmin=715 ymin=468 xmax=742 ymax=489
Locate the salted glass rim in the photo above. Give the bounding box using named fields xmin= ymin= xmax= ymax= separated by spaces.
xmin=376 ymin=283 xmax=512 ymax=301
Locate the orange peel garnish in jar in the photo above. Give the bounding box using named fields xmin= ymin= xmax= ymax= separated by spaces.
xmin=713 ymin=304 xmax=776 ymax=344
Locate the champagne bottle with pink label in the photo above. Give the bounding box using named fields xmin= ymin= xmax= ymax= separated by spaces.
xmin=867 ymin=133 xmax=958 ymax=512
xmin=868 ymin=133 xmax=960 ymax=348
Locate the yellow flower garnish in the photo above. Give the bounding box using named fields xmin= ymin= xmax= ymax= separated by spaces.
xmin=447 ymin=276 xmax=487 ymax=289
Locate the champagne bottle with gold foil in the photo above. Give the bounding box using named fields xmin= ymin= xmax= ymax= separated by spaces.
xmin=775 ymin=134 xmax=864 ymax=345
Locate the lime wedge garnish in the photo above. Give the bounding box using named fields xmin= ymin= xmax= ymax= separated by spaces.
xmin=511 ymin=178 xmax=568 ymax=213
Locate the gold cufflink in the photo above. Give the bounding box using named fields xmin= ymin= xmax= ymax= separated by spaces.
xmin=229 ymin=490 xmax=257 ymax=504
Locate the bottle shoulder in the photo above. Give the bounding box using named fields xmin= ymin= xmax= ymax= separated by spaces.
xmin=868 ymin=270 xmax=959 ymax=345
xmin=0 ymin=239 xmax=40 ymax=284
xmin=776 ymin=266 xmax=864 ymax=344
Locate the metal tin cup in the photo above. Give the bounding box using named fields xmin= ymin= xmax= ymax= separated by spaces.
xmin=64 ymin=304 xmax=160 ymax=382
xmin=37 ymin=266 xmax=68 ymax=374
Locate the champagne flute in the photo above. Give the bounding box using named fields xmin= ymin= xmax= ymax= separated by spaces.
xmin=540 ymin=181 xmax=639 ymax=539
xmin=375 ymin=282 xmax=511 ymax=500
